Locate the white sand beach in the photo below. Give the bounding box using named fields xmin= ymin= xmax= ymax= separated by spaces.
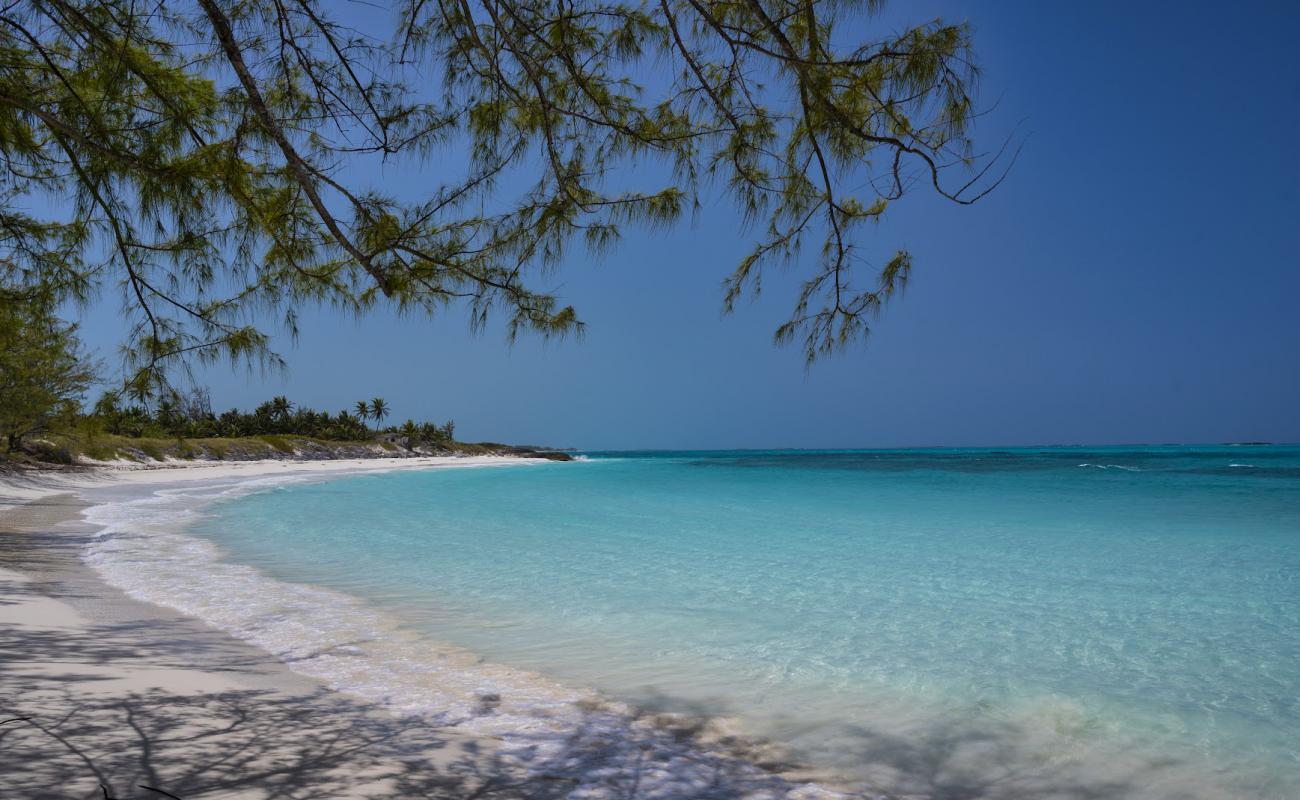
xmin=0 ymin=455 xmax=524 ymax=512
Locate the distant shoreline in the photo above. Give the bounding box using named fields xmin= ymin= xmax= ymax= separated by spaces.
xmin=0 ymin=453 xmax=540 ymax=513
xmin=5 ymin=431 xmax=574 ymax=471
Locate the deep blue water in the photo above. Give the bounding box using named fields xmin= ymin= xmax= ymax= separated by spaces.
xmin=181 ymin=446 xmax=1300 ymax=797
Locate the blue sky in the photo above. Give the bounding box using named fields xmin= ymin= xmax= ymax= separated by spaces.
xmin=73 ymin=0 xmax=1300 ymax=449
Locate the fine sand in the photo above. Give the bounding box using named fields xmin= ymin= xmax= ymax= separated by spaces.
xmin=0 ymin=460 xmax=844 ymax=799
xmin=0 ymin=459 xmax=534 ymax=799
xmin=0 ymin=455 xmax=528 ymax=512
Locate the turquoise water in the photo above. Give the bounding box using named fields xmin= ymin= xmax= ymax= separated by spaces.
xmin=186 ymin=447 xmax=1300 ymax=797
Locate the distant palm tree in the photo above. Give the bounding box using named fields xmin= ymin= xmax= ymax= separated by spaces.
xmin=156 ymin=396 xmax=177 ymax=427
xmin=354 ymin=400 xmax=371 ymax=425
xmin=370 ymin=397 xmax=389 ymax=429
xmin=270 ymin=395 xmax=293 ymax=420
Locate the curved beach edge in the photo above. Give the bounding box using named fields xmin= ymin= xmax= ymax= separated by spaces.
xmin=0 ymin=461 xmax=855 ymax=799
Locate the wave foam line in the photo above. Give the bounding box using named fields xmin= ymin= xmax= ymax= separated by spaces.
xmin=79 ymin=479 xmax=846 ymax=799
xmin=1077 ymin=463 xmax=1142 ymax=471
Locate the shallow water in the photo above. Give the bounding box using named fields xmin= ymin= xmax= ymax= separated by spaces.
xmin=85 ymin=447 xmax=1300 ymax=797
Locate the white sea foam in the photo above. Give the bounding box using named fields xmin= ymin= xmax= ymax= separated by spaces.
xmin=79 ymin=477 xmax=845 ymax=799
xmin=1077 ymin=463 xmax=1141 ymax=471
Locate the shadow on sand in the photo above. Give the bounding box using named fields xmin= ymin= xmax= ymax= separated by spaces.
xmin=0 ymin=615 xmax=1195 ymax=800
xmin=0 ymin=595 xmax=827 ymax=799
xmin=0 ymin=502 xmax=1205 ymax=800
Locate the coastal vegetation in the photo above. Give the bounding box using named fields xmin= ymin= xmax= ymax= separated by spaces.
xmin=23 ymin=430 xmax=549 ymax=465
xmin=7 ymin=387 xmax=557 ymax=464
xmin=4 ymin=374 xmax=557 ymax=463
xmin=0 ymin=292 xmax=559 ymax=464
xmin=0 ymin=0 xmax=1010 ymax=405
xmin=0 ymin=289 xmax=96 ymax=453
xmin=90 ymin=390 xmax=452 ymax=444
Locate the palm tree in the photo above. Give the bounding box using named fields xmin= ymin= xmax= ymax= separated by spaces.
xmin=370 ymin=397 xmax=389 ymax=429
xmin=354 ymin=400 xmax=371 ymax=426
xmin=156 ymin=395 xmax=177 ymax=431
xmin=270 ymin=395 xmax=293 ymax=420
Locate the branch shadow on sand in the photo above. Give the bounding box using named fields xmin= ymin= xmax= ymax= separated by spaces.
xmin=0 ymin=509 xmax=1210 ymax=800
xmin=627 ymin=689 xmax=1197 ymax=800
xmin=1 ymin=607 xmax=831 ymax=800
xmin=0 ymin=611 xmax=1194 ymax=800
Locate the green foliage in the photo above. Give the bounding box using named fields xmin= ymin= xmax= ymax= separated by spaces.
xmin=137 ymin=440 xmax=165 ymax=461
xmin=0 ymin=0 xmax=1009 ymax=391
xmin=25 ymin=440 xmax=74 ymax=464
xmin=0 ymin=289 xmax=96 ymax=451
xmin=79 ymin=389 xmax=457 ymax=451
xmin=79 ymin=438 xmax=131 ymax=462
xmin=41 ymin=425 xmax=473 ymax=464
xmin=370 ymin=397 xmax=389 ymax=427
xmin=203 ymin=439 xmax=229 ymax=460
xmin=256 ymin=434 xmax=295 ymax=454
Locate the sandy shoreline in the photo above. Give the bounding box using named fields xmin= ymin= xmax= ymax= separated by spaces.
xmin=1 ymin=460 xmax=844 ymax=799
xmin=0 ymin=454 xmax=530 ymax=513
xmin=0 ymin=492 xmax=528 ymax=799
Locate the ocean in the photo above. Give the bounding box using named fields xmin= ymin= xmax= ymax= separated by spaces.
xmin=82 ymin=447 xmax=1300 ymax=798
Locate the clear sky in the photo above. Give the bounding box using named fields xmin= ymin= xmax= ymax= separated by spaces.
xmin=72 ymin=0 xmax=1300 ymax=449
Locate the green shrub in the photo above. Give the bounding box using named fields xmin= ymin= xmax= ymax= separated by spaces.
xmin=257 ymin=434 xmax=296 ymax=454
xmin=81 ymin=441 xmax=118 ymax=461
xmin=27 ymin=440 xmax=73 ymax=464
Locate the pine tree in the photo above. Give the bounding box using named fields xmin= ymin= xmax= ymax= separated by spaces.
xmin=0 ymin=0 xmax=1012 ymax=391
xmin=0 ymin=289 xmax=96 ymax=451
